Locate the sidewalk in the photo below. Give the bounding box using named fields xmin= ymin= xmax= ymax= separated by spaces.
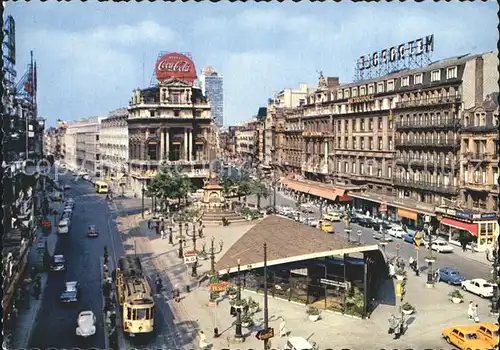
xmin=9 ymin=199 xmax=64 ymax=349
xmin=114 ymin=206 xmax=498 ymax=349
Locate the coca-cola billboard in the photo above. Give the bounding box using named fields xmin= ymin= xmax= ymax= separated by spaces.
xmin=155 ymin=53 xmax=197 ymax=84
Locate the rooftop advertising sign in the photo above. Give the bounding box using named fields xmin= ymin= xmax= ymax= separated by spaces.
xmin=358 ymin=35 xmax=434 ymax=71
xmin=155 ymin=52 xmax=197 ymax=84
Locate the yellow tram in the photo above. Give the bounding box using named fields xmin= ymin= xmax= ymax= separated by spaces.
xmin=116 ymin=256 xmax=155 ymax=336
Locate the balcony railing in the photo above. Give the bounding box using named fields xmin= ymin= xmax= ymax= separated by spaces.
xmin=395 ymin=157 xmax=460 ymax=170
xmin=461 ymin=181 xmax=493 ymax=191
xmin=394 ymin=138 xmax=459 ymax=148
xmin=463 ymin=152 xmax=494 ymax=162
xmin=302 ymin=131 xmax=326 ymax=138
xmin=393 ymin=178 xmax=460 ymax=195
xmin=394 ymin=94 xmax=461 ymax=109
xmin=395 ymin=118 xmax=458 ymax=130
xmin=460 ymin=125 xmax=497 ymax=133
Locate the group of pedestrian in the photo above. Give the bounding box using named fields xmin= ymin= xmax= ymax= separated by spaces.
xmin=388 ymin=314 xmax=404 ymax=339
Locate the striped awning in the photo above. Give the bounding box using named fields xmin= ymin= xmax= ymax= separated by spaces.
xmin=281 ymin=179 xmax=344 ymax=201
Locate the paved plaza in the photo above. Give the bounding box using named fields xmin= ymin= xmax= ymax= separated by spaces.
xmin=113 ymin=195 xmax=498 ymax=350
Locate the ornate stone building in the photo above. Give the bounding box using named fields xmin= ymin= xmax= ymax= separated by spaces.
xmin=65 ymin=117 xmax=102 ymax=174
xmin=100 ymin=107 xmax=129 ymax=180
xmin=127 ymin=78 xmax=215 ymax=192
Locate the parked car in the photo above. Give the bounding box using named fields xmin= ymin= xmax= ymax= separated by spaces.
xmin=63 ymin=184 xmax=72 ymax=190
xmin=388 ymin=226 xmax=406 ymax=239
xmin=65 ymin=198 xmax=75 ymax=209
xmin=322 ymin=213 xmax=341 ymax=222
xmin=369 ymin=219 xmax=381 ymax=231
xmin=57 ymin=219 xmax=70 ymax=235
xmin=402 ymin=231 xmax=416 ymax=243
xmin=471 ymin=323 xmax=500 ymax=348
xmin=357 ymin=218 xmax=373 ymax=228
xmin=300 ymin=204 xmax=314 ymax=213
xmin=63 ymin=207 xmax=73 ymax=218
xmin=438 ymin=267 xmax=466 ymax=285
xmin=349 ymin=215 xmax=361 ymax=224
xmin=303 ymin=217 xmax=318 ymax=227
xmin=87 ymin=225 xmax=99 ymax=237
xmin=441 ymin=325 xmax=492 ymax=350
xmin=320 ymin=221 xmax=335 ymax=234
xmin=76 ymin=311 xmax=96 ymax=337
xmin=373 ymin=231 xmax=393 ymax=241
xmin=60 ymin=281 xmax=80 ymax=303
xmin=461 ymin=278 xmax=497 ymax=298
xmin=51 ymin=254 xmax=66 ymax=272
xmin=422 ymin=235 xmax=440 ymax=248
xmin=431 ymin=240 xmax=454 ymax=253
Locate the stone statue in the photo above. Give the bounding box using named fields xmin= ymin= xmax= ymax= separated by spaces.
xmin=317 ymin=69 xmax=327 ymax=88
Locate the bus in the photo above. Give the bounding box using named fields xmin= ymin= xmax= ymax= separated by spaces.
xmin=95 ymin=181 xmax=109 ymax=194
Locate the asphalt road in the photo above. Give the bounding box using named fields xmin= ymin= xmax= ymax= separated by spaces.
xmin=28 ymin=171 xmax=125 ymax=349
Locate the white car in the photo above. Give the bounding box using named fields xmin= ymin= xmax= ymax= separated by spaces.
xmin=461 ymin=278 xmax=497 ymax=298
xmin=431 ymin=240 xmax=454 ymax=253
xmin=57 ymin=220 xmax=69 ymax=234
xmin=76 ymin=310 xmax=96 ymax=337
xmin=63 ymin=207 xmax=73 ymax=217
xmin=388 ymin=227 xmax=406 ymax=239
xmin=303 ymin=217 xmax=319 ymax=227
xmin=65 ymin=199 xmax=75 ymax=209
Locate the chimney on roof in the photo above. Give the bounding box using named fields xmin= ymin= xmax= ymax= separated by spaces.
xmin=326 ymin=77 xmax=339 ymax=89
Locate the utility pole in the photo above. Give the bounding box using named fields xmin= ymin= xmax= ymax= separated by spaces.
xmin=424 ymin=215 xmax=436 ymax=287
xmin=178 ymin=221 xmax=184 ymax=259
xmin=263 ymin=243 xmax=270 ymax=350
xmin=185 ymin=221 xmax=199 ymax=277
xmin=485 ymin=239 xmax=499 ymax=315
xmin=234 ymin=258 xmax=243 ymax=342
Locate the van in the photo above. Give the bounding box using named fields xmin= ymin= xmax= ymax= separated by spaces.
xmin=284 ymin=337 xmax=314 ymax=350
xmin=58 ymin=220 xmax=69 ymax=234
xmin=321 ymin=221 xmax=334 ymax=234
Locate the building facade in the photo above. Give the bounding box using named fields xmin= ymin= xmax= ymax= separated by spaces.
xmin=65 ymin=117 xmax=102 ymax=174
xmin=200 ymin=66 xmax=224 ymax=126
xmin=127 ymin=53 xmax=216 ymax=192
xmin=43 ymin=122 xmax=67 ymax=160
xmin=100 ymin=108 xmax=129 ymax=180
xmin=250 ymin=51 xmax=499 ymax=250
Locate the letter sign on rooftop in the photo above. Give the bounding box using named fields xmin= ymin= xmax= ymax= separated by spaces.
xmin=155 ymin=52 xmax=197 ymax=84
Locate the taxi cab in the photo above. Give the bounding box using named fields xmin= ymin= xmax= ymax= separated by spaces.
xmin=320 ymin=221 xmax=335 ymax=234
xmin=471 ymin=323 xmax=499 ymax=348
xmin=442 ymin=325 xmax=494 ymax=350
xmin=87 ymin=225 xmax=99 ymax=237
xmin=322 ymin=213 xmax=341 ymax=222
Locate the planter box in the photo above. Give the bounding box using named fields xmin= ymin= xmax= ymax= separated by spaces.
xmin=308 ymin=314 xmax=320 ymax=322
xmin=451 ymin=297 xmax=463 ymax=304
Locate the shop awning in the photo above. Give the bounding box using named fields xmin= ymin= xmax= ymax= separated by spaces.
xmin=440 ymin=218 xmax=478 ymax=237
xmin=397 ymin=208 xmax=418 ymax=221
xmin=282 ymin=180 xmax=344 ymax=201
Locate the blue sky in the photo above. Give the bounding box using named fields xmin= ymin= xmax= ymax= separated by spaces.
xmin=7 ymin=1 xmax=498 ymax=127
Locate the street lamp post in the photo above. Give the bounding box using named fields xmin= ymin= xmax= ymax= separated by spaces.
xmin=424 ymin=216 xmax=435 ymax=287
xmin=380 ymin=212 xmax=388 ymax=252
xmin=185 ymin=222 xmax=199 ymax=277
xmin=168 ymin=226 xmax=173 ymax=245
xmin=178 ymin=221 xmax=184 ymax=259
xmin=344 ymin=214 xmax=352 ymax=243
xmin=234 ymin=258 xmax=243 ymax=342
xmin=141 ymin=182 xmax=145 ymax=219
xmin=202 ymin=237 xmax=224 ymax=277
xmin=357 ymin=229 xmax=362 ymax=245
xmin=485 ymin=240 xmax=499 ymax=315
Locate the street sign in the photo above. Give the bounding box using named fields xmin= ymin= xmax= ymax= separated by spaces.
xmin=395 ymin=243 xmax=401 ymax=250
xmin=414 ymin=231 xmax=423 ymax=247
xmin=183 ymin=251 xmax=197 ymax=264
xmin=380 ymin=201 xmax=387 ymax=212
xmin=320 ymin=278 xmax=347 ymax=288
xmin=256 ymin=327 xmax=274 ymax=340
xmin=210 ymin=281 xmax=230 ymax=293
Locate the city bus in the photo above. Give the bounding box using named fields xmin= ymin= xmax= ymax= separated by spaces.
xmin=95 ymin=181 xmax=109 ymax=194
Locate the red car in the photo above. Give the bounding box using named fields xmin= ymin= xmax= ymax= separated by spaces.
xmin=87 ymin=225 xmax=99 ymax=237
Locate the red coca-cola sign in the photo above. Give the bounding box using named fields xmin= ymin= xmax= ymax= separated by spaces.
xmin=155 ymin=53 xmax=197 ymax=83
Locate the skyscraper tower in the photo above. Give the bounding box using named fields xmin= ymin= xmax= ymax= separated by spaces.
xmin=199 ymin=66 xmax=224 ymax=126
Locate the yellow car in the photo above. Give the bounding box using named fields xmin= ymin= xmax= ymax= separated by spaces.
xmin=471 ymin=323 xmax=499 ymax=348
xmin=322 ymin=213 xmax=341 ymax=222
xmin=442 ymin=325 xmax=493 ymax=350
xmin=320 ymin=221 xmax=335 ymax=234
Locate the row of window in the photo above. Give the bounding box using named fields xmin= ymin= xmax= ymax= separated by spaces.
xmin=397 ymin=171 xmax=457 ymax=186
xmin=334 ymin=136 xmax=393 ymax=151
xmin=337 ymin=66 xmax=458 ymax=100
xmin=463 ymin=167 xmax=499 ymax=185
xmin=334 ymin=160 xmax=393 ymax=178
xmin=398 ymin=111 xmax=453 ymax=125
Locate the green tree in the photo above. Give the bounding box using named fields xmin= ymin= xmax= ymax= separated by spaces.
xmin=148 ymin=166 xmax=192 ymax=212
xmin=250 ymin=180 xmax=269 ymax=209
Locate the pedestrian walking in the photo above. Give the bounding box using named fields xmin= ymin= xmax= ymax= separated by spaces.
xmin=388 ymin=314 xmax=397 ymax=334
xmin=160 ymin=229 xmax=165 ymax=239
xmin=393 ymin=316 xmax=402 ymax=339
xmin=147 ymin=219 xmax=152 ymax=230
xmin=199 ymin=330 xmax=208 ymax=349
xmin=467 ymin=301 xmax=474 ymax=320
xmin=472 ymin=304 xmax=479 ymax=323
xmin=279 ymin=320 xmax=288 ymax=337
